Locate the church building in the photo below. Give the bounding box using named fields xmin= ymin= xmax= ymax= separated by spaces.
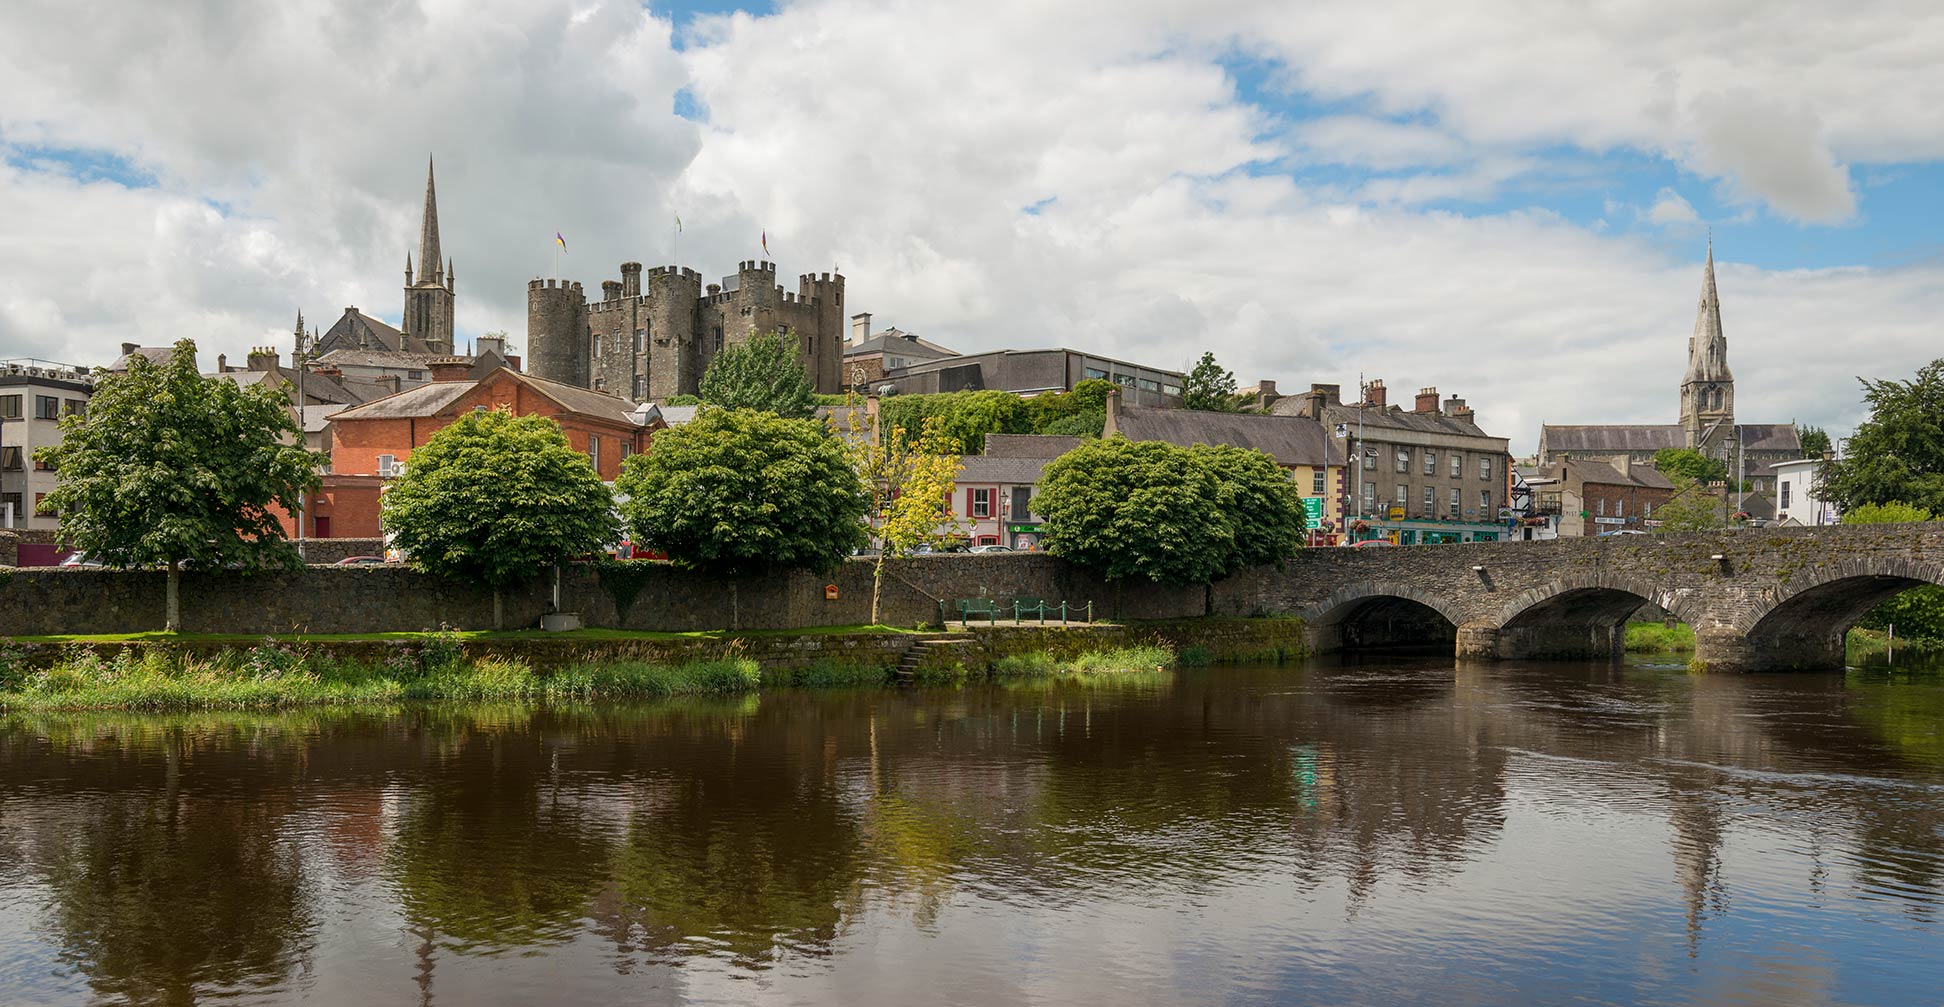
xmin=1536 ymin=243 xmax=1802 ymax=492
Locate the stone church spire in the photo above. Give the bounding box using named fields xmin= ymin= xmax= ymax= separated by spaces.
xmin=418 ymin=156 xmax=442 ymax=285
xmin=1679 ymin=238 xmax=1735 ymax=452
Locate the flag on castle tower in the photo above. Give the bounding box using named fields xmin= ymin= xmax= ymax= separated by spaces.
xmin=674 ymin=213 xmax=682 ymax=232
xmin=761 ymin=230 xmax=769 ymax=257
xmin=555 ymin=231 xmax=568 ymax=253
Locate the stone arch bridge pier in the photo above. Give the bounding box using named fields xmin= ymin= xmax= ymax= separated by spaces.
xmin=1214 ymin=524 xmax=1944 ymax=672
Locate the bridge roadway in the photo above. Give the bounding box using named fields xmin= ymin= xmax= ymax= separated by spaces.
xmin=1209 ymin=522 xmax=1944 ymax=672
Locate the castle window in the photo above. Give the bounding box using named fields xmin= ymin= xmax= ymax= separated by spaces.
xmin=594 ymin=335 xmax=603 ymax=358
xmin=713 ymin=327 xmax=723 ymax=353
xmin=633 ymin=375 xmax=643 ymax=400
xmin=635 ymin=328 xmax=645 ymax=352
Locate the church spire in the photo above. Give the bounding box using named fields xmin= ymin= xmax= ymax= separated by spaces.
xmin=417 ymin=155 xmax=441 ymax=287
xmin=1683 ymin=238 xmax=1730 ymax=384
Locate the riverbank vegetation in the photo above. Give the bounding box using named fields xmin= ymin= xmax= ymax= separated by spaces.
xmin=1624 ymin=622 xmax=1696 ymax=653
xmin=990 ymin=644 xmax=1176 ymax=678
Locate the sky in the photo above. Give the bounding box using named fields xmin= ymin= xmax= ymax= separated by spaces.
xmin=1 ymin=0 xmax=1941 ymax=453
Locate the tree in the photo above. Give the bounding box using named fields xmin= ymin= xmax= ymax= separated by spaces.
xmin=840 ymin=403 xmax=966 ymax=624
xmin=617 ymin=408 xmax=868 ymax=578
xmin=879 ymin=389 xmax=1028 ymax=455
xmin=1843 ymin=501 xmax=1933 ymax=525
xmin=697 ymin=330 xmax=817 ymax=418
xmin=1823 ymin=360 xmax=1944 ymax=514
xmin=1652 ymin=447 xmax=1728 ymax=484
xmin=1651 ymin=476 xmax=1725 ymax=532
xmin=1195 ymin=445 xmax=1307 ymax=568
xmin=1182 ymin=352 xmax=1238 ymax=412
xmin=1797 ymin=424 xmax=1832 ymax=457
xmin=380 ymin=410 xmax=617 ymax=629
xmin=1034 ymin=438 xmax=1298 ymax=585
xmin=35 ymin=338 xmax=320 ymax=631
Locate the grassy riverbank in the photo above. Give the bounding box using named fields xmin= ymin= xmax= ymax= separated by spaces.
xmin=0 ymin=637 xmax=1183 ymax=711
xmin=1846 ymin=627 xmax=1944 ymax=662
xmin=1624 ymin=622 xmax=1696 ymax=653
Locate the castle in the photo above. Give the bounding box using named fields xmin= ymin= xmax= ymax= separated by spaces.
xmin=527 ymin=259 xmax=845 ymax=400
xmin=1537 ymin=241 xmax=1801 ymax=491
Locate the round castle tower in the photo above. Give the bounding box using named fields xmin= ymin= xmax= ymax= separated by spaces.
xmin=526 ymin=278 xmax=587 ymax=386
xmin=646 ymin=266 xmax=703 ymax=400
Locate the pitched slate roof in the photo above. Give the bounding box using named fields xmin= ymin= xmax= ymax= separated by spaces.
xmin=329 ymin=368 xmax=645 ymax=424
xmin=106 ymin=346 xmax=179 ymax=371
xmin=1277 ymin=399 xmax=1493 ymax=439
xmin=982 ymin=434 xmax=1084 ymax=458
xmin=957 ymin=453 xmax=1064 ymax=484
xmin=1541 ymin=424 xmax=1685 ymax=453
xmin=1113 ymin=405 xmax=1345 ymax=468
xmin=844 ymin=329 xmax=958 ymax=359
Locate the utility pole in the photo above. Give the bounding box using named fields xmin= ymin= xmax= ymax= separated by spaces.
xmin=293 ymin=317 xmax=308 ymax=544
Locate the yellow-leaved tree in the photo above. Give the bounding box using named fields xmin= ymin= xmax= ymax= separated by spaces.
xmin=836 ymin=399 xmax=966 ymax=625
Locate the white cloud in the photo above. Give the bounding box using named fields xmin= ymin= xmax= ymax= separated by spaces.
xmin=0 ymin=0 xmax=1940 ymax=457
xmin=1646 ymin=188 xmax=1699 ymax=227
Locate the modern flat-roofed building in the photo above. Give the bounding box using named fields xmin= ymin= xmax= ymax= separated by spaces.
xmin=879 ymin=347 xmax=1184 ymax=408
xmin=0 ymin=360 xmax=94 ymax=531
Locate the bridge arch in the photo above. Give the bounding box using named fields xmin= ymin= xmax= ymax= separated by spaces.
xmin=1299 ymin=581 xmax=1466 ymax=654
xmin=1734 ymin=557 xmax=1944 ymax=671
xmin=1485 ymin=572 xmax=1696 ymax=662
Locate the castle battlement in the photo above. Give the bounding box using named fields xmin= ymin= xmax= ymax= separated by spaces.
xmin=529 ymin=278 xmax=585 ymax=293
xmin=738 ymin=260 xmax=778 ymax=273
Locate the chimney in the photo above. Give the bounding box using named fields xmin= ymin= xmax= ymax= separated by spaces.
xmin=217 ymin=353 xmax=228 ymax=372
xmin=507 ymin=354 xmax=522 ymax=372
xmin=1365 ymin=379 xmax=1387 ymax=409
xmin=476 ymin=333 xmax=506 ymax=358
xmin=1103 ymin=386 xmax=1124 ymax=437
xmin=1617 ymin=454 xmax=1632 ymax=478
xmin=121 ymin=342 xmax=138 ymax=357
xmin=620 ymin=261 xmax=643 ymax=298
xmin=601 ymin=280 xmax=624 ymax=301
xmin=1415 ymin=387 xmax=1439 ymax=414
xmin=428 ymin=356 xmax=472 ymax=382
xmin=1447 ymin=395 xmax=1475 ymax=423
xmin=902 ymin=331 xmax=920 ymax=343
xmin=247 ymin=346 xmax=279 ymax=372
xmin=851 ymin=312 xmax=872 ymax=345
xmin=1253 ymin=379 xmax=1281 ymax=410
xmin=311 ymin=363 xmax=343 ymax=381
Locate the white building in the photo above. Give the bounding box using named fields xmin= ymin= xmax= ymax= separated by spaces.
xmin=1771 ymin=457 xmax=1838 ymax=526
xmin=0 ymin=360 xmax=94 ymax=531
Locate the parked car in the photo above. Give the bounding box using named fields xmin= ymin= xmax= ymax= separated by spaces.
xmin=1346 ymin=539 xmax=1395 ymax=548
xmin=334 ymin=555 xmax=389 ymax=566
xmin=1597 ymin=529 xmax=1648 ymax=538
xmin=968 ymin=544 xmax=1014 ymax=554
xmin=58 ymin=551 xmax=105 ymax=568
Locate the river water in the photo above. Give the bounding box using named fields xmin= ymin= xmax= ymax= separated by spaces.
xmin=2 ymin=656 xmax=1942 ymax=1005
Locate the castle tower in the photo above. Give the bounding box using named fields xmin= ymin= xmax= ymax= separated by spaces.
xmin=798 ymin=270 xmax=845 ymax=394
xmin=401 ymin=156 xmax=456 ymax=355
xmin=647 ymin=266 xmax=703 ymax=400
xmin=1679 ymin=239 xmax=1735 ymax=454
xmin=527 ymin=278 xmax=588 ymax=386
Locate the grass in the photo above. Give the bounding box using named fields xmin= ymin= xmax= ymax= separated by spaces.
xmin=0 ymin=642 xmax=760 ymax=712
xmin=1624 ymin=622 xmax=1696 ymax=653
xmin=5 ymin=623 xmax=928 ymax=645
xmin=760 ymin=660 xmax=892 ymax=688
xmin=1846 ymin=627 xmax=1944 ymax=662
xmin=990 ymin=644 xmax=1176 ymax=679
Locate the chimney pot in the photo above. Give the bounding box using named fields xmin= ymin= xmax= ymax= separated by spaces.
xmin=1415 ymin=387 xmax=1440 ymax=414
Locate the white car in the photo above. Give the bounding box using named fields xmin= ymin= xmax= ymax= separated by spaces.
xmin=968 ymin=544 xmax=1015 ymax=554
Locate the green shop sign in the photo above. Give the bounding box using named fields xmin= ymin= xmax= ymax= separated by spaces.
xmin=1007 ymin=524 xmax=1043 ymax=533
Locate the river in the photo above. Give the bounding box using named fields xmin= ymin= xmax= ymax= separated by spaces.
xmin=2 ymin=655 xmax=1942 ymax=1005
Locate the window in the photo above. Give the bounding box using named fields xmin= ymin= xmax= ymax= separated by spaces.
xmin=1710 ymin=387 xmax=1723 ymax=410
xmin=593 ymin=335 xmax=603 ymax=358
xmin=1617 ymin=498 xmax=1626 ymax=518
xmin=1781 ymin=481 xmax=1793 ymax=509
xmin=1479 ymin=457 xmax=1492 ymax=481
xmin=589 ymin=436 xmax=601 ymax=471
xmin=1646 ymin=501 xmax=1655 ymax=518
xmin=1450 ymin=453 xmax=1462 ymax=477
xmin=635 ymin=327 xmax=646 ymax=352
xmin=971 ymin=487 xmax=992 ymax=518
xmin=1396 ymin=485 xmax=1408 ymax=509
xmin=34 ymin=492 xmax=52 ymax=516
xmin=633 ymin=374 xmax=644 ymax=400
xmin=0 ymin=493 xmax=20 ymax=520
xmin=64 ymin=399 xmax=85 ymax=417
xmin=1362 ymin=481 xmax=1375 ymax=505
xmin=35 ymin=395 xmax=60 ymax=420
xmin=1597 ymin=498 xmax=1606 ymax=517
xmin=1423 ymin=450 xmax=1436 ymax=475
xmin=0 ymin=446 xmax=19 ymax=470
xmin=1423 ymin=486 xmax=1434 ymax=514
xmin=1084 ymin=367 xmax=1108 ymax=381
xmin=1395 ymin=449 xmax=1409 ymax=473
xmin=1013 ymin=486 xmax=1032 ymax=520
xmin=978 ymin=535 xmax=1000 ymax=547
xmin=1450 ymin=487 xmax=1461 ymax=517
xmin=1139 ymin=378 xmax=1160 ymax=392
xmin=407 ymin=370 xmax=424 ymax=380
xmin=33 ymin=455 xmax=54 ymax=472
xmin=1480 ymin=489 xmax=1490 ymax=513
xmin=1311 ymin=470 xmax=1325 ymax=494
xmin=1362 ymin=447 xmax=1377 ymax=470
xmin=1114 ymin=373 xmax=1136 ymax=388
xmin=0 ymin=395 xmax=18 ymax=418
xmin=376 ymin=453 xmax=397 ymax=477
xmin=1162 ymin=384 xmax=1182 ymax=397
xmin=620 ymin=441 xmax=632 ymax=460
xmin=713 ymin=326 xmax=724 ymax=353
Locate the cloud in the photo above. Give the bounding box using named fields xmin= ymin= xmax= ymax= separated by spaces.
xmin=1646 ymin=188 xmax=1699 ymax=227
xmin=0 ymin=0 xmax=1940 ymax=459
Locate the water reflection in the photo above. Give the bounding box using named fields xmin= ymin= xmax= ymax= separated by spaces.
xmin=1 ymin=659 xmax=1942 ymax=1005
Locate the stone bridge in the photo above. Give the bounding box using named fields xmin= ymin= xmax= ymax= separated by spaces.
xmin=1217 ymin=523 xmax=1944 ymax=672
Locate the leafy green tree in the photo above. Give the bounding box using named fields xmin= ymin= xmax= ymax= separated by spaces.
xmin=1842 ymin=503 xmax=1944 ymax=639
xmin=1823 ymin=360 xmax=1944 ymax=514
xmin=839 ymin=403 xmax=965 ymax=624
xmin=1035 ymin=437 xmax=1301 ymax=585
xmin=698 ymin=330 xmax=817 ymax=418
xmin=1652 ymin=476 xmax=1726 ymax=532
xmin=381 ymin=410 xmax=618 ymax=629
xmin=1182 ymin=352 xmax=1238 ymax=412
xmin=1652 ymin=447 xmax=1728 ymax=484
xmin=1797 ymin=424 xmax=1832 ymax=457
xmin=1038 ymin=410 xmax=1104 ymax=438
xmin=617 ymin=408 xmax=868 ymax=577
xmin=1196 ymin=445 xmax=1307 ymax=568
xmin=879 ymin=390 xmax=1028 ymax=455
xmin=34 ymin=338 xmax=320 ymax=631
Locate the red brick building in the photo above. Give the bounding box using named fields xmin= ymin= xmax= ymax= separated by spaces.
xmin=284 ymin=363 xmax=660 ymax=539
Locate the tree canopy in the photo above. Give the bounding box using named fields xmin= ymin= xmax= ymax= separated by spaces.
xmin=381 ymin=410 xmax=618 ymax=601
xmin=841 ymin=406 xmax=964 ymax=623
xmin=1182 ymin=352 xmax=1238 ymax=412
xmin=617 ymin=408 xmax=867 ymax=574
xmin=1797 ymin=424 xmax=1832 ymax=457
xmin=34 ymin=338 xmax=321 ymax=630
xmin=697 ymin=330 xmax=817 ymax=418
xmin=1651 ymin=476 xmax=1725 ymax=532
xmin=1652 ymin=447 xmax=1728 ymax=484
xmin=1842 ymin=502 xmax=1944 ymax=639
xmin=1822 ymin=360 xmax=1944 ymax=514
xmin=1033 ymin=437 xmax=1302 ymax=585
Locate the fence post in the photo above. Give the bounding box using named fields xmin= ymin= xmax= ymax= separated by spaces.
xmin=1086 ymin=601 xmax=1093 ymax=623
